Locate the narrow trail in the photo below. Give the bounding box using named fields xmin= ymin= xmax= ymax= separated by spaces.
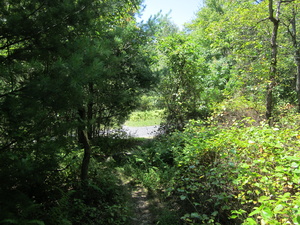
xmin=117 ymin=169 xmax=159 ymax=224
xmin=114 ymin=129 xmax=163 ymax=225
xmin=131 ymin=184 xmax=155 ymax=225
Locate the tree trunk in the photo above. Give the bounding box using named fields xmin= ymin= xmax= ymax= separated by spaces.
xmin=78 ymin=108 xmax=91 ymax=183
xmin=266 ymin=0 xmax=280 ymax=125
xmin=87 ymin=83 xmax=94 ymax=139
xmin=79 ymin=129 xmax=91 ymax=182
xmin=290 ymin=9 xmax=300 ymax=112
xmin=296 ymin=52 xmax=300 ymax=112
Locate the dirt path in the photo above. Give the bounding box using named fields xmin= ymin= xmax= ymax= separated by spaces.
xmin=130 ymin=184 xmax=155 ymax=225
xmin=118 ymin=171 xmax=160 ymax=225
xmin=114 ymin=132 xmax=162 ymax=224
xmin=117 ymin=170 xmax=156 ymax=225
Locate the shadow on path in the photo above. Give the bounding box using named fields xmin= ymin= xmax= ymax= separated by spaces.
xmin=131 ymin=184 xmax=156 ymax=225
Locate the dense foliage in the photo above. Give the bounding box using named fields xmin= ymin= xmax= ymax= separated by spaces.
xmin=127 ymin=104 xmax=300 ymax=224
xmin=154 ymin=0 xmax=300 ymax=129
xmin=1 ymin=0 xmax=300 ymax=224
xmin=125 ymin=0 xmax=300 ymax=224
xmin=0 ymin=0 xmax=155 ymax=224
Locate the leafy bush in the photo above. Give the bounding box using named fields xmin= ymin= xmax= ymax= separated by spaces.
xmin=168 ymin=119 xmax=300 ymax=224
xmin=125 ymin=141 xmax=178 ymax=192
xmin=0 ymin=136 xmax=133 ymax=225
xmin=45 ymin=159 xmax=132 ymax=225
xmin=136 ymin=95 xmax=164 ymax=111
xmin=210 ymin=96 xmax=265 ymax=127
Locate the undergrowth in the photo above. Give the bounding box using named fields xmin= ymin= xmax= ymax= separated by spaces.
xmin=124 ymin=103 xmax=300 ymax=224
xmin=4 ymin=101 xmax=298 ymax=225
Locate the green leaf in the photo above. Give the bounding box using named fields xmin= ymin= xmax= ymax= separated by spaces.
xmin=231 ymin=209 xmax=247 ymax=215
xmin=191 ymin=212 xmax=201 ymax=219
xmin=291 ymin=162 xmax=299 ymax=168
xmin=230 ymin=215 xmax=238 ymax=219
xmin=273 ymin=204 xmax=284 ymax=213
xmin=180 ymin=195 xmax=187 ymax=200
xmin=177 ymin=188 xmax=185 ymax=192
xmin=245 ymin=218 xmax=258 ymax=225
xmin=296 ymin=215 xmax=300 ymax=224
xmin=241 ymin=163 xmax=250 ymax=168
xmin=211 ymin=211 xmax=218 ymax=216
xmin=258 ymin=196 xmax=269 ymax=202
xmin=282 ymin=192 xmax=291 ymax=199
xmin=261 ymin=208 xmax=273 ymax=220
xmin=285 ymin=156 xmax=300 ymax=161
xmin=249 ymin=207 xmax=260 ymax=217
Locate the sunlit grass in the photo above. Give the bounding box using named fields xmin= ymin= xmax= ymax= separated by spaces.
xmin=124 ymin=110 xmax=164 ymax=127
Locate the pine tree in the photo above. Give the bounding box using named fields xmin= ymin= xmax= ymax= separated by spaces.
xmin=0 ymin=0 xmax=155 ymax=222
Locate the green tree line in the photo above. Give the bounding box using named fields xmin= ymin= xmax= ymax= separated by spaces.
xmin=155 ymin=0 xmax=300 ymax=129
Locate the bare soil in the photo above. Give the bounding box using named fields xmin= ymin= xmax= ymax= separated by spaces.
xmin=130 ymin=184 xmax=156 ymax=225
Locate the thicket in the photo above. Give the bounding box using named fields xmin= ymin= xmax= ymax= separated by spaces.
xmin=127 ymin=3 xmax=300 ymax=222
xmin=127 ymin=102 xmax=300 ymax=224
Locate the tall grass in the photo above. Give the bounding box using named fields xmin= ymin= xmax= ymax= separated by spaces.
xmin=124 ymin=109 xmax=164 ymax=127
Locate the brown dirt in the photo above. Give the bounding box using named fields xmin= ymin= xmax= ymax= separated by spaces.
xmin=131 ymin=184 xmax=156 ymax=225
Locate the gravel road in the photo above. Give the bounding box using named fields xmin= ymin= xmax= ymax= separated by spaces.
xmin=122 ymin=125 xmax=160 ymax=138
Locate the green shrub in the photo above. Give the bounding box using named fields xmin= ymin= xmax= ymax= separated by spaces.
xmin=168 ymin=119 xmax=300 ymax=224
xmin=210 ymin=96 xmax=265 ymax=127
xmin=46 ymin=165 xmax=131 ymax=225
xmin=136 ymin=95 xmax=164 ymax=111
xmin=124 ymin=134 xmax=184 ymax=192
